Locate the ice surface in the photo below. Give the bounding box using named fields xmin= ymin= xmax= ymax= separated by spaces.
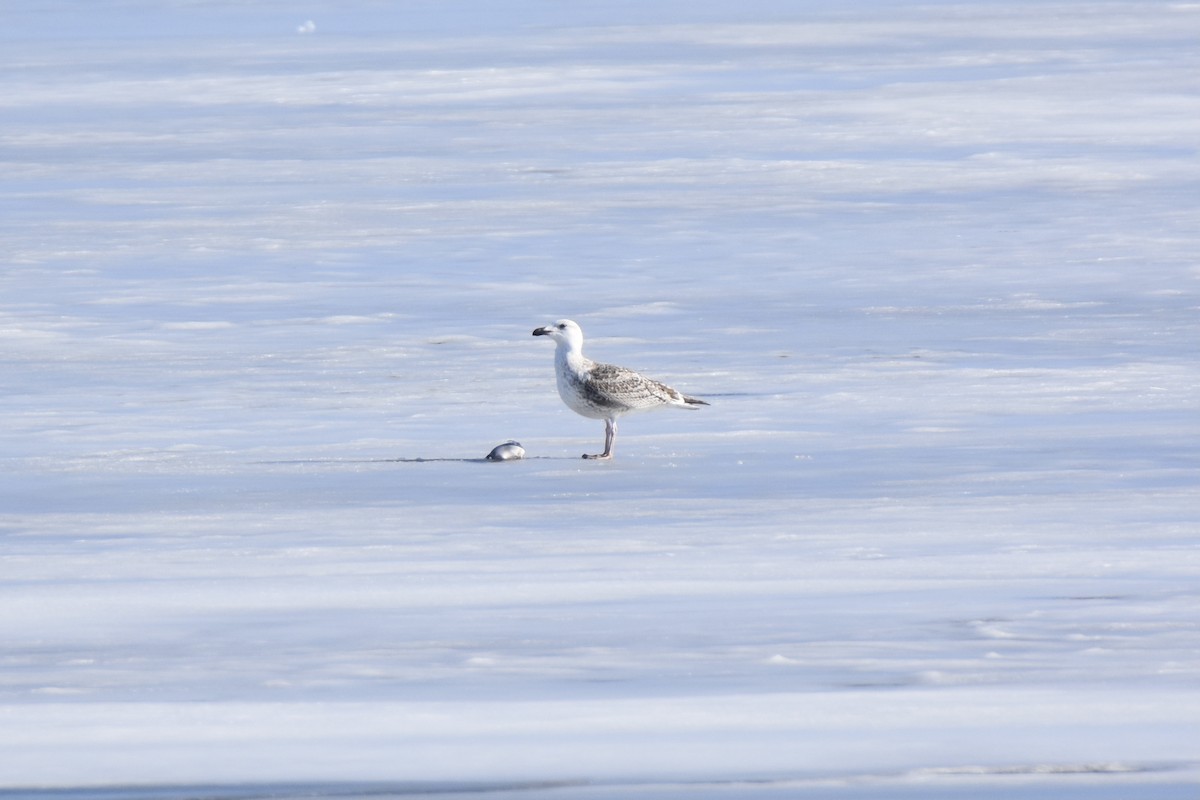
xmin=1 ymin=1 xmax=1198 ymax=797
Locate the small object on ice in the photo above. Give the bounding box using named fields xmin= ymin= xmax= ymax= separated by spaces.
xmin=486 ymin=440 xmax=525 ymax=461
xmin=532 ymin=319 xmax=708 ymax=460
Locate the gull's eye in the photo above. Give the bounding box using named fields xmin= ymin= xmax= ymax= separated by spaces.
xmin=557 ymin=323 xmax=566 ymax=329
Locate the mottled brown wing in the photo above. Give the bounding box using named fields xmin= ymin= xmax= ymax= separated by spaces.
xmin=586 ymin=362 xmax=682 ymax=411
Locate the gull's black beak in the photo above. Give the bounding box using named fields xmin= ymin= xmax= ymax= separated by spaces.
xmin=532 ymin=327 xmax=550 ymax=336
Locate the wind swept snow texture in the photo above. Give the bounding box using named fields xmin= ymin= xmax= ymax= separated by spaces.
xmin=1 ymin=0 xmax=1198 ymax=797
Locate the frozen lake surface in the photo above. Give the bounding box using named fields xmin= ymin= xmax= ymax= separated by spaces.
xmin=1 ymin=1 xmax=1198 ymax=797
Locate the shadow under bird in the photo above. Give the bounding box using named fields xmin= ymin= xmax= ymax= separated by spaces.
xmin=532 ymin=319 xmax=708 ymax=459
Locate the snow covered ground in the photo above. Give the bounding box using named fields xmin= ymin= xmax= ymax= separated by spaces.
xmin=1 ymin=1 xmax=1198 ymax=797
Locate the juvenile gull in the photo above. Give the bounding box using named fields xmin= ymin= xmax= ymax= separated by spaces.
xmin=532 ymin=319 xmax=708 ymax=459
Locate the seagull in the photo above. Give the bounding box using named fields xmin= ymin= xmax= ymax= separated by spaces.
xmin=532 ymin=319 xmax=708 ymax=459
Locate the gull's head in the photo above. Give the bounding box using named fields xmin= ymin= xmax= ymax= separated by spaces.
xmin=532 ymin=319 xmax=584 ymax=349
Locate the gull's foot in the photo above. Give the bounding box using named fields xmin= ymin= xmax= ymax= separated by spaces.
xmin=582 ymin=453 xmax=612 ymax=460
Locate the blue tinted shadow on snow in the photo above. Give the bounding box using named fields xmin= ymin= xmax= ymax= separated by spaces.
xmin=257 ymin=457 xmax=566 ymax=464
xmin=6 ymin=769 xmax=1200 ymax=800
xmin=0 ymin=783 xmax=581 ymax=800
